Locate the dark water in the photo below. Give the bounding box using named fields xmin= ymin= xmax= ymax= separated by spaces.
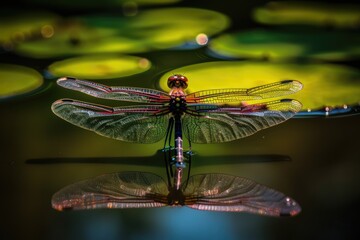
xmin=1 ymin=0 xmax=360 ymax=239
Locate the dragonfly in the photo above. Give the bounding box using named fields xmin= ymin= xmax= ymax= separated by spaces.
xmin=51 ymin=169 xmax=301 ymax=216
xmin=52 ymin=74 xmax=302 ymax=181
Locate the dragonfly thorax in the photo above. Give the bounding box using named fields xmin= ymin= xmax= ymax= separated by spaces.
xmin=169 ymin=96 xmax=187 ymax=115
xmin=167 ymin=188 xmax=186 ymax=206
xmin=167 ymin=74 xmax=188 ymax=89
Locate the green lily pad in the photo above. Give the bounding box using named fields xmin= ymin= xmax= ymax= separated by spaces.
xmin=48 ymin=54 xmax=151 ymax=79
xmin=16 ymin=8 xmax=229 ymax=58
xmin=158 ymin=61 xmax=360 ymax=113
xmin=0 ymin=64 xmax=43 ymax=99
xmin=209 ymin=29 xmax=360 ymax=61
xmin=0 ymin=10 xmax=59 ymax=47
xmin=124 ymin=8 xmax=229 ymax=49
xmin=22 ymin=0 xmax=181 ymax=9
xmin=253 ymin=1 xmax=360 ymax=29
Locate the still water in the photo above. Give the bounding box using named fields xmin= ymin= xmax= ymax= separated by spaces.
xmin=1 ymin=0 xmax=359 ymax=239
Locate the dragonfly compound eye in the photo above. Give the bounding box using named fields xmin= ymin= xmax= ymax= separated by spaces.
xmin=167 ymin=74 xmax=188 ymax=88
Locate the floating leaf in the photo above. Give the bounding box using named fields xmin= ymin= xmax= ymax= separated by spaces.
xmin=253 ymin=1 xmax=360 ymax=29
xmin=16 ymin=8 xmax=229 ymax=58
xmin=22 ymin=0 xmax=181 ymax=9
xmin=209 ymin=29 xmax=360 ymax=61
xmin=48 ymin=54 xmax=151 ymax=79
xmin=0 ymin=64 xmax=43 ymax=99
xmin=0 ymin=10 xmax=59 ymax=48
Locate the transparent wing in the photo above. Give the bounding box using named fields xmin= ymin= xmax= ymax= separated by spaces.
xmin=186 ymin=80 xmax=302 ymax=104
xmin=52 ymin=172 xmax=169 ymax=211
xmin=183 ymin=99 xmax=302 ymax=143
xmin=183 ymin=173 xmax=301 ymax=216
xmin=52 ymin=99 xmax=170 ymax=143
xmin=57 ymin=77 xmax=170 ymax=103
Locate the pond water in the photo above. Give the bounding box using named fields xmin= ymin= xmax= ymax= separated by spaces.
xmin=1 ymin=0 xmax=359 ymax=240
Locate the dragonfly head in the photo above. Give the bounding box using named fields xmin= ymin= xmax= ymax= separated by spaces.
xmin=167 ymin=74 xmax=188 ymax=89
xmin=167 ymin=188 xmax=186 ymax=206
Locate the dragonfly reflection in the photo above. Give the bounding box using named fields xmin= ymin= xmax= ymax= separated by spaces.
xmin=52 ymin=75 xmax=303 ymax=171
xmin=52 ymin=170 xmax=301 ymax=216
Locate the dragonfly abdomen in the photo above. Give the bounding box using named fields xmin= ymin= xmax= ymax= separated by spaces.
xmin=175 ymin=137 xmax=185 ymax=168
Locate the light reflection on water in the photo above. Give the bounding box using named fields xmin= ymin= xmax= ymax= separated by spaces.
xmin=152 ymin=208 xmax=240 ymax=240
xmin=49 ymin=208 xmax=267 ymax=240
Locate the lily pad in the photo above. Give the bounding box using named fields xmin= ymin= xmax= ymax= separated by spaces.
xmin=208 ymin=29 xmax=360 ymax=61
xmin=0 ymin=10 xmax=59 ymax=48
xmin=0 ymin=64 xmax=43 ymax=99
xmin=47 ymin=54 xmax=151 ymax=79
xmin=253 ymin=1 xmax=360 ymax=29
xmin=22 ymin=0 xmax=181 ymax=9
xmin=123 ymin=8 xmax=229 ymax=49
xmin=16 ymin=8 xmax=229 ymax=58
xmin=158 ymin=61 xmax=360 ymax=116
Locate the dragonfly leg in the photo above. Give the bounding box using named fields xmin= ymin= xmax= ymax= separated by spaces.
xmin=163 ymin=118 xmax=174 ymax=183
xmin=181 ymin=126 xmax=192 ymax=187
xmin=162 ymin=117 xmax=174 ymax=151
xmin=163 ymin=151 xmax=171 ymax=187
xmin=184 ymin=151 xmax=191 ymax=189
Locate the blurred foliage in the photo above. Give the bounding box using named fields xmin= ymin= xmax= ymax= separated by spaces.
xmin=0 ymin=10 xmax=59 ymax=47
xmin=15 ymin=8 xmax=229 ymax=58
xmin=22 ymin=0 xmax=181 ymax=9
xmin=253 ymin=1 xmax=360 ymax=29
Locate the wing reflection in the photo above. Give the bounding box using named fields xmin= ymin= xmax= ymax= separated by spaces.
xmin=52 ymin=171 xmax=301 ymax=217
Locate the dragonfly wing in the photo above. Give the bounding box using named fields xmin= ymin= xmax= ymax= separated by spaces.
xmin=183 ymin=99 xmax=302 ymax=143
xmin=186 ymin=80 xmax=302 ymax=104
xmin=52 ymin=172 xmax=169 ymax=211
xmin=183 ymin=173 xmax=301 ymax=216
xmin=57 ymin=77 xmax=170 ymax=103
xmin=52 ymin=99 xmax=170 ymax=143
